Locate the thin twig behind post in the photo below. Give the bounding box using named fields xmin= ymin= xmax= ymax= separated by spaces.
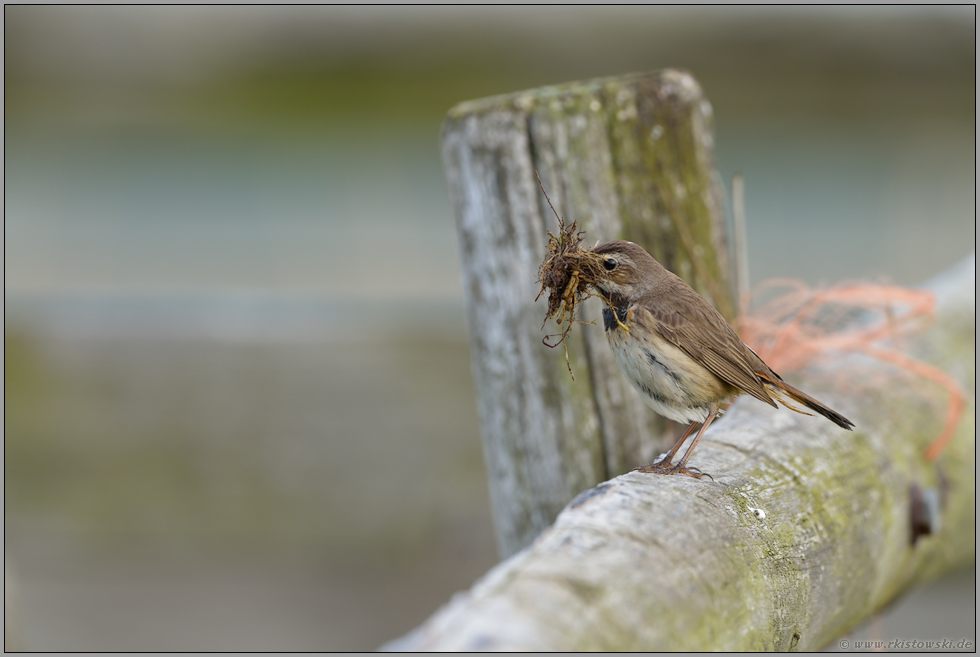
xmin=441 ymin=70 xmax=734 ymax=557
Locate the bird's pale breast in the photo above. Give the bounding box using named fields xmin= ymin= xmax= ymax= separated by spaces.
xmin=603 ymin=305 xmax=731 ymax=424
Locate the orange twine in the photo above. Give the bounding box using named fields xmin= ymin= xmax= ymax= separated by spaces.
xmin=737 ymin=280 xmax=966 ymax=461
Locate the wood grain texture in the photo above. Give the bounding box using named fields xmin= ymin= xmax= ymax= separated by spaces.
xmin=442 ymin=70 xmax=733 ymax=556
xmin=384 ymin=256 xmax=976 ymax=652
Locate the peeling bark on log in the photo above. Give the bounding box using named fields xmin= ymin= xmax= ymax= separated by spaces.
xmin=384 ymin=255 xmax=975 ymax=652
xmin=442 ymin=70 xmax=733 ymax=557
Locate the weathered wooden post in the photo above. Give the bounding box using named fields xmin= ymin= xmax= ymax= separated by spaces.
xmin=442 ymin=70 xmax=734 ymax=556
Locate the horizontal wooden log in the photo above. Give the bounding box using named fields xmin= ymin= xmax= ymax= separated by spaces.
xmin=383 ymin=255 xmax=975 ymax=651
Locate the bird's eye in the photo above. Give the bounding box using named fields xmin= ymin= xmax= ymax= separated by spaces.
xmin=603 ymin=258 xmax=618 ymax=271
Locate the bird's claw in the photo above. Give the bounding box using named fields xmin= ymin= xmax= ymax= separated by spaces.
xmin=675 ymin=465 xmax=714 ymax=481
xmin=634 ymin=460 xmax=713 ymax=481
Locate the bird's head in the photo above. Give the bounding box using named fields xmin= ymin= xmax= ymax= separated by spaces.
xmin=591 ymin=240 xmax=663 ymax=304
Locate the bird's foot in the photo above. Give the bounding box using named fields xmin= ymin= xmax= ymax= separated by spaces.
xmin=634 ymin=460 xmax=713 ymax=481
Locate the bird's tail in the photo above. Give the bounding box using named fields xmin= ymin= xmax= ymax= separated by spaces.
xmin=758 ymin=372 xmax=855 ymax=430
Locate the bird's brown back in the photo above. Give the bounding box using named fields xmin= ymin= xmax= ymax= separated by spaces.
xmin=637 ymin=270 xmax=779 ymax=408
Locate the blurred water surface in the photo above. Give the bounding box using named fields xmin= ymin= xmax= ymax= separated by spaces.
xmin=4 ymin=6 xmax=975 ymax=650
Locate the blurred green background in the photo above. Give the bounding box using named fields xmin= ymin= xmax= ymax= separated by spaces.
xmin=4 ymin=6 xmax=975 ymax=650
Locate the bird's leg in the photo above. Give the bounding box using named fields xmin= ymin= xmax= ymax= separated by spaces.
xmin=670 ymin=408 xmax=719 ymax=480
xmin=635 ymin=408 xmax=719 ymax=480
xmin=634 ymin=420 xmax=698 ymax=472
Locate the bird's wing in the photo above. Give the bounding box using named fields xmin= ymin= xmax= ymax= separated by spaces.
xmin=642 ymin=291 xmax=777 ymax=408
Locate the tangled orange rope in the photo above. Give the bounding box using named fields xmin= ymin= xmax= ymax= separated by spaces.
xmin=737 ymin=280 xmax=966 ymax=461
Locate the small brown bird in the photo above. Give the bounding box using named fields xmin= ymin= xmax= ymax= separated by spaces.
xmin=592 ymin=240 xmax=854 ymax=479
